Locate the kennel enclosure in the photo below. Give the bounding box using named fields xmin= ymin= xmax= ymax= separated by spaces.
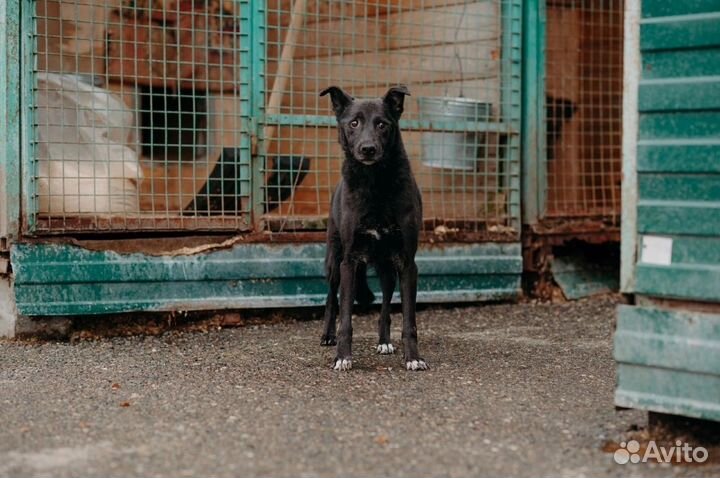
xmin=1 ymin=0 xmax=525 ymax=320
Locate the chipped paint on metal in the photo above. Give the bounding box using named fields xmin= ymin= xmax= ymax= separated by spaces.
xmin=615 ymin=304 xmax=720 ymax=422
xmin=0 ymin=276 xmax=17 ymax=338
xmin=616 ymin=0 xmax=720 ymax=423
xmin=1 ymin=0 xmax=21 ymax=244
xmin=11 ymin=242 xmax=522 ymax=316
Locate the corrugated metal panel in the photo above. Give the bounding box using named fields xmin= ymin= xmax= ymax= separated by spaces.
xmin=11 ymin=242 xmax=522 ymax=316
xmin=615 ymin=0 xmax=720 ymax=423
xmin=615 ymin=304 xmax=720 ymax=421
xmin=634 ymin=0 xmax=720 ymax=301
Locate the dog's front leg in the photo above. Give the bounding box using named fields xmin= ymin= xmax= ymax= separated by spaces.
xmin=376 ymin=261 xmax=396 ymax=355
xmin=399 ymin=260 xmax=428 ymax=371
xmin=334 ymin=258 xmax=356 ymax=370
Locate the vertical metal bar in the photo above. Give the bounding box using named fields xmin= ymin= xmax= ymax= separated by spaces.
xmin=521 ymin=0 xmax=541 ymax=226
xmin=250 ymin=0 xmax=266 ymax=229
xmin=507 ymin=0 xmax=522 ymax=230
xmin=535 ymin=0 xmax=546 ymax=221
xmin=0 ymin=0 xmax=21 ymax=244
xmin=20 ymin=0 xmax=36 ymax=234
xmin=620 ymin=0 xmax=640 ymax=293
xmin=238 ymin=0 xmax=255 ymax=229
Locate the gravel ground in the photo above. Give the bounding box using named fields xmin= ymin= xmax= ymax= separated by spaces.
xmin=0 ymin=296 xmax=717 ymax=478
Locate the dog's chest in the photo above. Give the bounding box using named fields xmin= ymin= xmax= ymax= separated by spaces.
xmin=353 ymin=218 xmax=403 ymax=262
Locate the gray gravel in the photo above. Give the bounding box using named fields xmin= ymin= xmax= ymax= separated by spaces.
xmin=0 ymin=296 xmax=717 ymax=478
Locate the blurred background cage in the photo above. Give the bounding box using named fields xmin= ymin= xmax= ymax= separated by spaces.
xmin=544 ymin=0 xmax=623 ymax=223
xmin=527 ymin=0 xmax=624 ymax=232
xmin=522 ymin=0 xmax=624 ymax=299
xmin=28 ymin=0 xmax=522 ymax=241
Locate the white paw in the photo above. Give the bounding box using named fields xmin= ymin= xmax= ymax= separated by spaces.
xmin=376 ymin=343 xmax=395 ymax=355
xmin=333 ymin=358 xmax=353 ymax=371
xmin=406 ymin=359 xmax=428 ymax=371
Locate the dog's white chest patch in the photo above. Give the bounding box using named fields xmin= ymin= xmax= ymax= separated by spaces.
xmin=365 ymin=229 xmax=381 ymax=240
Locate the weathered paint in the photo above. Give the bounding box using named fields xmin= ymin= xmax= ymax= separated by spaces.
xmin=521 ymin=0 xmax=544 ymax=225
xmin=551 ymin=255 xmax=619 ymax=300
xmin=502 ymin=0 xmax=523 ymax=230
xmin=620 ymin=0 xmax=641 ymax=293
xmin=249 ymin=0 xmax=265 ymax=227
xmin=616 ymin=0 xmax=720 ymax=423
xmin=20 ymin=0 xmax=36 ymax=232
xmin=11 ymin=242 xmax=522 ymax=316
xmin=0 ymin=276 xmax=17 ymax=338
xmin=1 ymin=0 xmax=21 ymax=243
xmin=632 ymin=0 xmax=720 ymax=300
xmin=615 ymin=305 xmax=720 ymax=421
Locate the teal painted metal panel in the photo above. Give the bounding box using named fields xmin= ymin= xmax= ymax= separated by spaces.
xmin=642 ymin=0 xmax=720 ymax=18
xmin=11 ymin=242 xmax=522 ymax=316
xmin=635 ymin=265 xmax=720 ymax=301
xmin=637 ymin=202 xmax=720 ymax=236
xmin=616 ymin=364 xmax=720 ymax=421
xmin=639 ymin=174 xmax=720 ymax=200
xmin=642 ymin=49 xmax=720 ymax=79
xmin=669 ymin=236 xmax=720 ymax=263
xmin=635 ymin=236 xmax=720 ymax=300
xmin=639 ymin=112 xmax=720 ymax=139
xmin=552 ymin=255 xmax=619 ymax=300
xmin=615 ymin=305 xmax=720 ymax=375
xmin=637 ymin=143 xmax=720 ymax=173
xmin=639 ymin=77 xmax=720 ymax=111
xmin=616 ymin=1 xmax=720 ymax=422
xmin=634 ymin=2 xmax=720 ymax=298
xmin=615 ymin=305 xmax=720 ymax=421
xmin=521 ymin=0 xmax=544 ymax=224
xmin=640 ymin=15 xmax=720 ymax=51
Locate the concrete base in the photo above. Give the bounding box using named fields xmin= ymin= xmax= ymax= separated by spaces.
xmin=0 ymin=275 xmax=17 ymax=338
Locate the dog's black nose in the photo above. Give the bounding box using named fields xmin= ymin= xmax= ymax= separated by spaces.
xmin=361 ymin=145 xmax=377 ymax=156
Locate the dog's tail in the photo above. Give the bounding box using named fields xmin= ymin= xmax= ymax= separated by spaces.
xmin=354 ymin=263 xmax=376 ymax=308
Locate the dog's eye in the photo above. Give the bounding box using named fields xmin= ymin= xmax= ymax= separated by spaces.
xmin=349 ymin=119 xmax=360 ymax=128
xmin=377 ymin=122 xmax=386 ymax=130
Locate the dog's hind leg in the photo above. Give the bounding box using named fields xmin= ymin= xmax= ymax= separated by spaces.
xmin=399 ymin=259 xmax=427 ymax=371
xmin=376 ymin=261 xmax=396 ymax=354
xmin=354 ymin=262 xmax=375 ymax=310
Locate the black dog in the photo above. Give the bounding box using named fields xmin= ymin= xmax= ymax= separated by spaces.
xmin=319 ymin=85 xmax=427 ymax=372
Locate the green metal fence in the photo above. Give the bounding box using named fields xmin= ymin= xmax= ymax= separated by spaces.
xmin=26 ymin=0 xmax=522 ymax=239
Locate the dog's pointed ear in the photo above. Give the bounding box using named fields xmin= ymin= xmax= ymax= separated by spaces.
xmin=383 ymin=85 xmax=411 ymax=119
xmin=320 ymin=86 xmax=354 ymax=117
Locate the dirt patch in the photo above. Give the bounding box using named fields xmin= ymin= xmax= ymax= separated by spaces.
xmin=603 ymin=414 xmax=720 ymax=467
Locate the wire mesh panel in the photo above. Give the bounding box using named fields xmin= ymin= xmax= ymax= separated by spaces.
xmin=31 ymin=0 xmax=251 ymax=232
xmin=543 ymin=0 xmax=623 ymax=220
xmin=260 ymin=0 xmax=522 ymax=239
xmin=29 ymin=0 xmax=520 ymax=237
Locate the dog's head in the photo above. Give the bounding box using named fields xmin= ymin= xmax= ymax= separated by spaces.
xmin=320 ymin=85 xmax=410 ymax=165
